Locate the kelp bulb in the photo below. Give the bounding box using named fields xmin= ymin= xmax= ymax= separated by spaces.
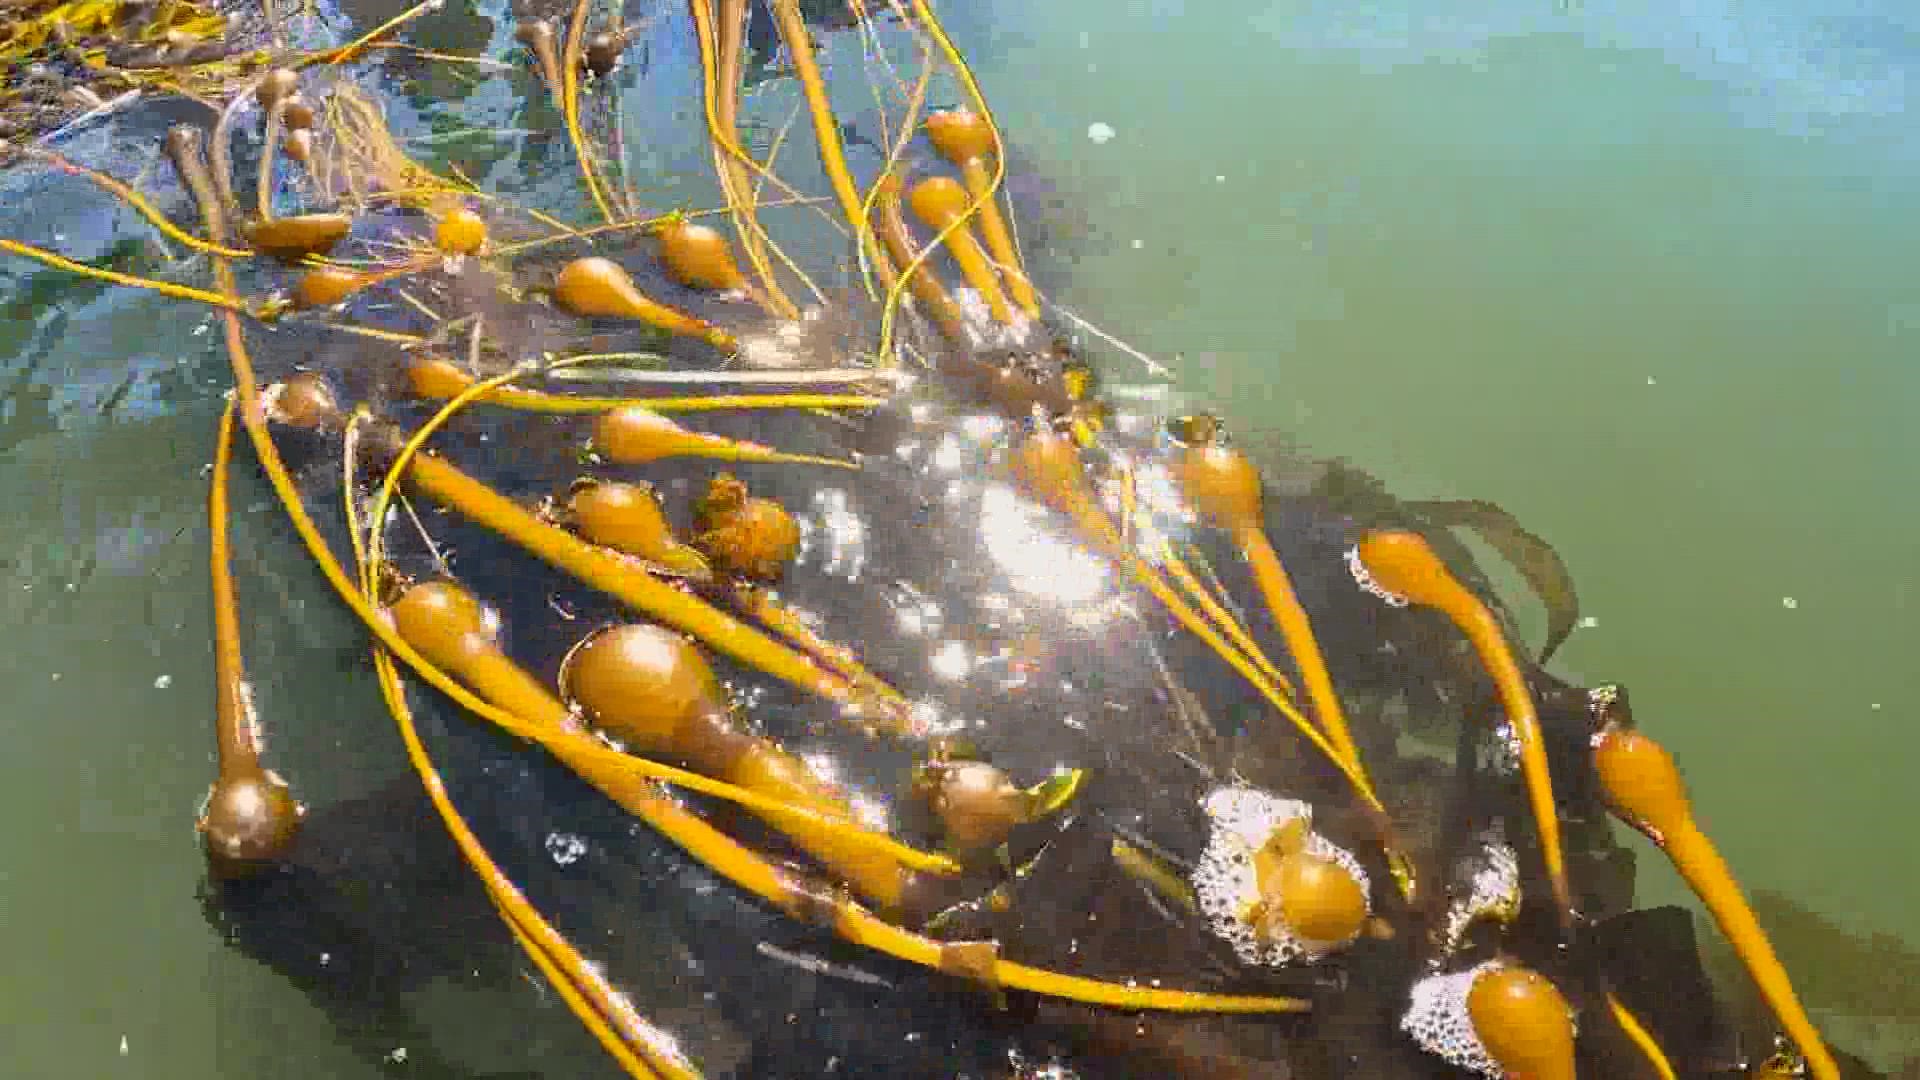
xmin=1353 ymin=529 xmax=1466 ymax=611
xmin=1269 ymin=852 xmax=1368 ymax=947
xmin=387 ymin=581 xmax=496 ymax=666
xmin=925 ymin=108 xmax=994 ymax=165
xmin=584 ymin=31 xmax=624 ymax=76
xmin=554 ymin=256 xmax=643 ymax=319
xmin=1593 ymin=727 xmax=1690 ymax=835
xmin=266 ymin=372 xmax=339 ymax=428
xmin=246 ymin=213 xmax=352 ymax=264
xmin=256 ymin=68 xmax=299 ymax=114
xmin=931 ymin=761 xmax=1028 ymax=852
xmin=562 ymin=625 xmax=721 ymax=749
xmin=567 ymin=481 xmax=709 ymax=575
xmin=658 ymin=221 xmax=745 ymax=292
xmin=434 ymin=207 xmax=487 ymax=256
xmin=280 ymin=96 xmax=316 ymax=131
xmin=282 ymin=128 xmax=313 ymax=165
xmin=593 ymin=406 xmax=686 ymax=464
xmin=907 ymin=175 xmax=972 ymax=226
xmin=292 ymin=266 xmax=366 ymax=310
xmin=1466 ymin=965 xmax=1577 ymax=1080
xmin=201 ymin=767 xmax=304 ymax=873
xmin=1175 ymin=444 xmax=1262 ymax=530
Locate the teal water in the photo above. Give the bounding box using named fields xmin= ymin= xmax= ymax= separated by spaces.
xmin=1 ymin=0 xmax=1915 ymax=1074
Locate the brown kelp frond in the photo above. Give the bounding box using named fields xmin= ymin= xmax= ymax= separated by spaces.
xmin=1401 ymin=498 xmax=1582 ymax=665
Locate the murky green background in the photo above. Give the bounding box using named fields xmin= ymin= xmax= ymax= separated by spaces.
xmin=2 ymin=0 xmax=1914 ymax=1075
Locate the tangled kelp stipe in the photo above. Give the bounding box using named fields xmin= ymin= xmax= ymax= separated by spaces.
xmin=0 ymin=1 xmax=1879 ymax=1077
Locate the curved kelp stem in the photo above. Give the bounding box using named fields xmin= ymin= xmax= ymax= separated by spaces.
xmin=1171 ymin=434 xmax=1366 ymax=777
xmin=0 ymin=237 xmax=254 ymax=314
xmin=403 ymin=355 xmax=882 ymax=418
xmin=1605 ymin=993 xmax=1678 ymax=1080
xmin=560 ymin=0 xmax=616 ymax=223
xmin=199 ymin=396 xmax=305 ymax=878
xmin=768 ymin=0 xmax=880 ymax=278
xmin=369 ymin=654 xmax=684 ymax=1080
xmin=690 ymin=0 xmax=800 ymax=318
xmin=871 ymin=175 xmax=968 ymax=346
xmin=1352 ymin=529 xmax=1571 ymax=924
xmin=370 ymin=365 xmax=902 ymax=726
xmin=19 ymin=148 xmax=253 ymax=259
xmin=1593 ymin=726 xmax=1837 ymax=1080
xmin=925 ymin=109 xmax=1035 ymax=318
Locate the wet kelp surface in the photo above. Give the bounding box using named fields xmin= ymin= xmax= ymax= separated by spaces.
xmin=0 ymin=1 xmax=1889 ymax=1077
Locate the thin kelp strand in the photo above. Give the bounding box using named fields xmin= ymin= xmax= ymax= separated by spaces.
xmin=1605 ymin=994 xmax=1678 ymax=1080
xmin=768 ymin=0 xmax=885 ymax=293
xmin=305 ymin=0 xmax=445 ymax=67
xmin=690 ymin=0 xmax=800 ymax=316
xmin=370 ymin=651 xmax=681 ymax=1080
xmin=560 ymin=0 xmax=616 ymax=222
xmin=22 ymin=148 xmax=251 ymax=258
xmin=0 ymin=237 xmax=252 ymax=313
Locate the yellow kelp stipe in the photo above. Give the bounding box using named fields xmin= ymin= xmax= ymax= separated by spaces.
xmin=1593 ymin=726 xmax=1837 ymax=1080
xmin=1353 ymin=529 xmax=1571 ymax=923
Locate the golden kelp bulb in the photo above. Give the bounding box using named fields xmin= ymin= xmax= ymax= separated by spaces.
xmin=906 ymin=175 xmax=977 ymax=230
xmin=554 ymin=257 xmax=642 ymax=317
xmin=1353 ymin=529 xmax=1469 ymax=611
xmin=1466 ymin=966 xmax=1577 ymax=1080
xmin=566 ymin=480 xmax=710 ymax=575
xmin=925 ymin=108 xmax=995 ymax=166
xmin=694 ymin=473 xmax=799 ymax=581
xmin=1592 ymin=727 xmax=1689 ymax=837
xmin=386 ymin=580 xmax=497 ymax=666
xmin=200 ymin=765 xmax=304 ymax=874
xmin=594 ymin=406 xmax=685 ymax=463
xmin=584 ymin=30 xmax=624 ymax=77
xmin=552 ymin=257 xmax=733 ymax=348
xmin=658 ymin=221 xmax=746 ymax=292
xmin=1271 ymin=853 xmax=1368 ymax=946
xmin=265 ymin=372 xmax=340 ymax=429
xmin=1174 ymin=443 xmax=1263 ymax=531
xmin=404 ymin=356 xmax=472 ymax=400
xmin=907 ymin=175 xmax=1016 ymax=323
xmin=246 ymin=212 xmax=352 ymax=264
xmin=434 ymin=206 xmax=487 ymax=256
xmin=928 ymin=760 xmax=1029 ymax=852
xmin=257 ymin=67 xmax=299 ymax=115
xmin=280 ymin=96 xmax=316 ymax=131
xmin=562 ymin=624 xmax=722 ymax=750
xmin=292 ymin=265 xmax=368 ymax=309
xmin=282 ymin=128 xmax=313 ymax=165
xmin=1251 ymin=819 xmax=1367 ymax=949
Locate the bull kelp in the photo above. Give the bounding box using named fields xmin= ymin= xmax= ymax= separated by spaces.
xmin=0 ymin=1 xmax=1879 ymax=1077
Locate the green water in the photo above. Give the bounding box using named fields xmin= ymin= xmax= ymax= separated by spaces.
xmin=1 ymin=0 xmax=1915 ymax=1074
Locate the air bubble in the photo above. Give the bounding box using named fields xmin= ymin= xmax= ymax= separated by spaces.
xmin=546 ymin=832 xmax=588 ymax=866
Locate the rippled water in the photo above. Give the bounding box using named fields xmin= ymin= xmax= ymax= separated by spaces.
xmin=1 ymin=0 xmax=1915 ymax=1075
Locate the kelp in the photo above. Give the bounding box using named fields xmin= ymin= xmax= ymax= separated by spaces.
xmin=0 ymin=2 xmax=1873 ymax=1078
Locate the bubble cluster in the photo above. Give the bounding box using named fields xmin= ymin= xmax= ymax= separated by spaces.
xmin=1192 ymin=785 xmax=1371 ymax=966
xmin=1439 ymin=834 xmax=1521 ymax=957
xmin=1400 ymin=962 xmax=1501 ymax=1077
